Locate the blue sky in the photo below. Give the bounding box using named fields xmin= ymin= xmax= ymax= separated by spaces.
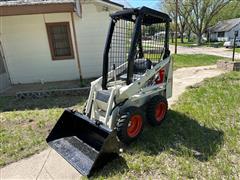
xmin=112 ymin=0 xmax=161 ymax=10
xmin=128 ymin=0 xmax=161 ymax=9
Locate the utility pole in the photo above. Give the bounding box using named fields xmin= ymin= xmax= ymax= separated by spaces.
xmin=175 ymin=0 xmax=178 ymax=54
xmin=208 ymin=29 xmax=211 ymax=47
xmin=232 ymin=31 xmax=238 ymax=62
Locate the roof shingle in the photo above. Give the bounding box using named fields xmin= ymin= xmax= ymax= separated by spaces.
xmin=0 ymin=0 xmax=75 ymax=6
xmin=0 ymin=0 xmax=123 ymax=7
xmin=210 ymin=18 xmax=240 ymax=32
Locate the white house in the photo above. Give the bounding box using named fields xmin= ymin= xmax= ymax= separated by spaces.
xmin=0 ymin=0 xmax=123 ymax=92
xmin=209 ymin=18 xmax=240 ymax=42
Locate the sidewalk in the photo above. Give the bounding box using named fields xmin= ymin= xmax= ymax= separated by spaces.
xmin=0 ymin=149 xmax=80 ymax=180
xmin=170 ymin=45 xmax=240 ymax=59
xmin=0 ymin=65 xmax=225 ymax=180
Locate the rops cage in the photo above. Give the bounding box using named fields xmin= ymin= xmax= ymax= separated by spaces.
xmin=102 ymin=7 xmax=171 ymax=89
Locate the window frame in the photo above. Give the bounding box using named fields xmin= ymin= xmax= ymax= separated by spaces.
xmin=46 ymin=22 xmax=75 ymax=60
xmin=217 ymin=31 xmax=225 ymax=38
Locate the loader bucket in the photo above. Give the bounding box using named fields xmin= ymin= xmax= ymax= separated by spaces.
xmin=46 ymin=109 xmax=120 ymax=177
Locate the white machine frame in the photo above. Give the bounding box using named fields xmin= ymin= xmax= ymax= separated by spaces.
xmin=84 ymin=56 xmax=172 ymax=129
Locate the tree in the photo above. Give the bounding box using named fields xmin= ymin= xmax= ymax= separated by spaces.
xmin=164 ymin=0 xmax=192 ymax=43
xmin=163 ymin=0 xmax=231 ymax=45
xmin=178 ymin=1 xmax=193 ymax=43
xmin=210 ymin=0 xmax=240 ymax=25
xmin=185 ymin=0 xmax=230 ymax=45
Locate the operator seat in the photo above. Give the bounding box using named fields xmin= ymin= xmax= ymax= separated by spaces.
xmin=133 ymin=58 xmax=152 ymax=74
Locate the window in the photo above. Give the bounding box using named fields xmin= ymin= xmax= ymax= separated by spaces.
xmin=218 ymin=32 xmax=225 ymax=38
xmin=46 ymin=22 xmax=74 ymax=60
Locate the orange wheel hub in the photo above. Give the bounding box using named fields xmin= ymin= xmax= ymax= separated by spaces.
xmin=127 ymin=115 xmax=143 ymax=138
xmin=155 ymin=102 xmax=167 ymax=122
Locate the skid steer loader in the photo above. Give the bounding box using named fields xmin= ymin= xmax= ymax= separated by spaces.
xmin=47 ymin=6 xmax=172 ymax=176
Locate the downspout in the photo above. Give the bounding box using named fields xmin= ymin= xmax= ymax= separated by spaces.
xmin=71 ymin=11 xmax=83 ymax=81
xmin=0 ymin=16 xmax=12 ymax=85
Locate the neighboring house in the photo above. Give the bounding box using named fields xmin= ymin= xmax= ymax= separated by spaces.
xmin=209 ymin=18 xmax=240 ymax=42
xmin=0 ymin=0 xmax=123 ymax=92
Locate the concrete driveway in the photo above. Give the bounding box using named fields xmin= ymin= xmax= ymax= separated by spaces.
xmin=170 ymin=45 xmax=240 ymax=59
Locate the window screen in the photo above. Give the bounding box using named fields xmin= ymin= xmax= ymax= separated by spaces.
xmin=46 ymin=22 xmax=74 ymax=60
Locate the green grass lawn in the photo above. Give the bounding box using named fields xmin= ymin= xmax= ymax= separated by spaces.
xmin=170 ymin=38 xmax=224 ymax=48
xmin=235 ymin=48 xmax=240 ymax=53
xmin=91 ymin=71 xmax=240 ymax=179
xmin=203 ymin=42 xmax=224 ymax=48
xmin=169 ymin=38 xmax=197 ymax=47
xmin=173 ymin=54 xmax=225 ymax=70
xmin=144 ymin=54 xmax=224 ymax=70
xmin=1 ymin=72 xmax=240 ymax=179
xmin=0 ymin=96 xmax=86 ymax=167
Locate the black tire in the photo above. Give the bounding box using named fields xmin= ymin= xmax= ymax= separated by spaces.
xmin=116 ymin=107 xmax=144 ymax=145
xmin=146 ymin=95 xmax=168 ymax=126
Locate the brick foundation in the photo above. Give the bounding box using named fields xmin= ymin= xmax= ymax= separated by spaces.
xmin=16 ymin=87 xmax=90 ymax=99
xmin=217 ymin=61 xmax=240 ymax=71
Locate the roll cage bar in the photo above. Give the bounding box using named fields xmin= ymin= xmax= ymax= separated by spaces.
xmin=102 ymin=6 xmax=172 ymax=90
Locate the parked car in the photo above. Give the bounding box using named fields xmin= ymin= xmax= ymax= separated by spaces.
xmin=142 ymin=36 xmax=153 ymax=40
xmin=224 ymin=39 xmax=240 ymax=48
xmin=154 ymin=31 xmax=165 ymax=40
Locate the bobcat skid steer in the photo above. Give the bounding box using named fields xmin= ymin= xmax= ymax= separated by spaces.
xmin=47 ymin=6 xmax=172 ymax=177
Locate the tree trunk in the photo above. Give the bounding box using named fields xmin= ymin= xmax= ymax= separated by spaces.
xmin=180 ymin=32 xmax=184 ymax=43
xmin=187 ymin=30 xmax=191 ymax=42
xmin=171 ymin=31 xmax=174 ymax=43
xmin=197 ymin=33 xmax=202 ymax=46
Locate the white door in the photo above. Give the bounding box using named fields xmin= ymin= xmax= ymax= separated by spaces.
xmin=0 ymin=42 xmax=11 ymax=92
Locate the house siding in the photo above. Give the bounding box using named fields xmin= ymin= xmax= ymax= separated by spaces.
xmin=74 ymin=4 xmax=112 ymax=78
xmin=225 ymin=23 xmax=240 ymax=40
xmin=210 ymin=33 xmax=218 ymax=41
xmin=1 ymin=13 xmax=79 ymax=84
xmin=0 ymin=3 xmax=119 ymax=84
xmin=210 ymin=23 xmax=240 ymax=42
